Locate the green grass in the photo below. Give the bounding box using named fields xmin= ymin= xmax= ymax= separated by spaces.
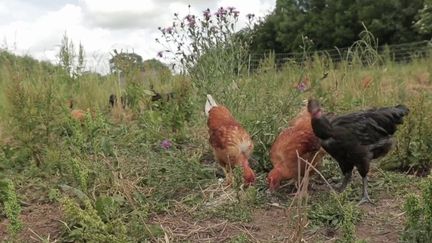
xmin=0 ymin=44 xmax=431 ymax=242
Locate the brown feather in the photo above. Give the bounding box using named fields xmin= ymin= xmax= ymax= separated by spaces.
xmin=268 ymin=108 xmax=325 ymax=190
xmin=207 ymin=105 xmax=255 ymax=185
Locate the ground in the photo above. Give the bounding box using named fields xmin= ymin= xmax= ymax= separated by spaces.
xmin=0 ymin=203 xmax=63 ymax=242
xmin=0 ymin=165 xmax=421 ymax=242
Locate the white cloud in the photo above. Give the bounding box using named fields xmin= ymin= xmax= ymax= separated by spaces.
xmin=80 ymin=0 xmax=163 ymax=29
xmin=0 ymin=0 xmax=276 ymax=74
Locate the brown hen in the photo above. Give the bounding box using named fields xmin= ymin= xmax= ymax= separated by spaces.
xmin=68 ymin=99 xmax=94 ymax=122
xmin=205 ymin=95 xmax=255 ymax=186
xmin=267 ymin=107 xmax=325 ymax=191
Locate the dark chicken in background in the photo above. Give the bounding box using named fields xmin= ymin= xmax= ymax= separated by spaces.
xmin=307 ymin=99 xmax=409 ymax=204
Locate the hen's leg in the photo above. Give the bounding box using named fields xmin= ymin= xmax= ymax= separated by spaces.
xmin=357 ymin=160 xmax=374 ymax=205
xmin=223 ymin=166 xmax=234 ymax=186
xmin=358 ymin=176 xmax=374 ymax=205
xmin=337 ymin=171 xmax=352 ymax=192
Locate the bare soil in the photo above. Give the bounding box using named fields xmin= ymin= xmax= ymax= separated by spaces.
xmin=0 ymin=203 xmax=63 ymax=242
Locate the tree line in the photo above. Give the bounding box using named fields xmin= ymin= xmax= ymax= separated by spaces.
xmin=247 ymin=0 xmax=432 ymax=54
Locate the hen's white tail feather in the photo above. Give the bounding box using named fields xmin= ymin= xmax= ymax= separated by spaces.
xmin=205 ymin=94 xmax=218 ymax=116
xmin=239 ymin=140 xmax=251 ymax=153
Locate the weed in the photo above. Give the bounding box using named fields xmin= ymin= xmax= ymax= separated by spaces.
xmin=383 ymin=92 xmax=432 ymax=176
xmin=141 ymin=149 xmax=214 ymax=211
xmin=0 ymin=179 xmax=23 ymax=236
xmin=309 ymin=192 xmax=361 ymax=241
xmin=0 ymin=23 xmax=431 ymax=242
xmin=401 ymin=177 xmax=432 ymax=242
xmin=61 ymin=197 xmax=128 ymax=242
xmin=230 ymin=233 xmax=250 ymax=243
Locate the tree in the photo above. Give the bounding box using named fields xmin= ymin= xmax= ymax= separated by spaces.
xmin=249 ymin=0 xmax=429 ymax=54
xmin=414 ymin=0 xmax=432 ymax=34
xmin=58 ymin=33 xmax=86 ymax=78
xmin=109 ymin=50 xmax=143 ymax=74
xmin=143 ymin=58 xmax=171 ymax=74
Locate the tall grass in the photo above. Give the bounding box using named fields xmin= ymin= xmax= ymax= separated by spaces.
xmin=0 ymin=33 xmax=431 ymax=241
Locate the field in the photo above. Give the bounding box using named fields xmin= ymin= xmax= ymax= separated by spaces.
xmin=0 ymin=44 xmax=432 ymax=243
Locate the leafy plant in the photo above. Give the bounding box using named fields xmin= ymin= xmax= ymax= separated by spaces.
xmin=157 ymin=5 xmax=256 ymax=94
xmin=61 ymin=197 xmax=128 ymax=242
xmin=0 ymin=179 xmax=23 ymax=236
xmin=309 ymin=192 xmax=361 ymax=242
xmin=383 ymin=92 xmax=432 ymax=176
xmin=401 ymin=177 xmax=432 ymax=242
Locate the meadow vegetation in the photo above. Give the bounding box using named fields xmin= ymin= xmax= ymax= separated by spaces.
xmin=0 ymin=10 xmax=432 ymax=243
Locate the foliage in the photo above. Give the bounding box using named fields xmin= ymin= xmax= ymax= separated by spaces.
xmin=157 ymin=5 xmax=256 ymax=94
xmin=414 ymin=0 xmax=432 ymax=34
xmin=383 ymin=92 xmax=432 ymax=176
xmin=58 ymin=32 xmax=85 ymax=78
xmin=309 ymin=192 xmax=360 ymax=229
xmin=0 ymin=179 xmax=23 ymax=236
xmin=141 ymin=148 xmax=213 ymax=210
xmin=249 ymin=0 xmax=431 ymax=54
xmin=229 ymin=233 xmax=250 ymax=243
xmin=61 ymin=197 xmax=129 ymax=242
xmin=109 ymin=49 xmax=143 ymax=75
xmin=3 ymin=63 xmax=65 ymax=167
xmin=143 ymin=58 xmax=171 ymax=74
xmin=1 ymin=27 xmax=432 ymax=242
xmin=401 ymin=177 xmax=432 ymax=242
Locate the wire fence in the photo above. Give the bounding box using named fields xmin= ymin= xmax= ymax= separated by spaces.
xmin=245 ymin=40 xmax=432 ymax=71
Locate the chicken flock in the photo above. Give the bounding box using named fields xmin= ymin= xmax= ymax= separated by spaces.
xmin=205 ymin=94 xmax=409 ymax=204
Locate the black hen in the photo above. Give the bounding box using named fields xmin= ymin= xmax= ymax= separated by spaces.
xmin=307 ymin=99 xmax=409 ymax=204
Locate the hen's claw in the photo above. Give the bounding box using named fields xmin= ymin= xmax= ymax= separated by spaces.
xmin=358 ymin=195 xmax=375 ymax=206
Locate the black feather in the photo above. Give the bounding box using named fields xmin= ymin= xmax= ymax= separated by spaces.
xmin=308 ymin=100 xmax=409 ymax=177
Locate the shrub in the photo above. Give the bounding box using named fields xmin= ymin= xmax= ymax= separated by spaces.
xmin=309 ymin=192 xmax=361 ymax=242
xmin=61 ymin=197 xmax=128 ymax=242
xmin=401 ymin=177 xmax=432 ymax=242
xmin=383 ymin=92 xmax=432 ymax=176
xmin=0 ymin=179 xmax=23 ymax=236
xmin=2 ymin=63 xmax=65 ymax=167
xmin=157 ymin=5 xmax=256 ymax=95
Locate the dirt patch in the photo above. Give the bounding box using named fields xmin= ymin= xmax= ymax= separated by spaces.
xmin=0 ymin=203 xmax=63 ymax=242
xmin=306 ymin=196 xmax=407 ymax=243
xmin=355 ymin=198 xmax=405 ymax=243
xmin=248 ymin=207 xmax=296 ymax=242
xmin=151 ymin=206 xmax=296 ymax=242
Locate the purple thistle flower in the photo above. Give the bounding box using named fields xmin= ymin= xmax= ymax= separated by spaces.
xmin=203 ymin=8 xmax=211 ymax=20
xmin=157 ymin=51 xmax=163 ymax=58
xmin=185 ymin=14 xmax=196 ymax=28
xmin=188 ymin=20 xmax=196 ymax=27
xmin=165 ymin=27 xmax=173 ymax=34
xmin=227 ymin=6 xmax=236 ymax=12
xmin=216 ymin=7 xmax=227 ymax=17
xmin=232 ymin=10 xmax=240 ymax=17
xmin=246 ymin=13 xmax=255 ymax=19
xmin=297 ymin=81 xmax=306 ymax=92
xmin=185 ymin=14 xmax=194 ymax=22
xmin=160 ymin=139 xmax=172 ymax=149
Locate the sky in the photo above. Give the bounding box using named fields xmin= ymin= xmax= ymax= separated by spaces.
xmin=0 ymin=0 xmax=276 ymax=73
